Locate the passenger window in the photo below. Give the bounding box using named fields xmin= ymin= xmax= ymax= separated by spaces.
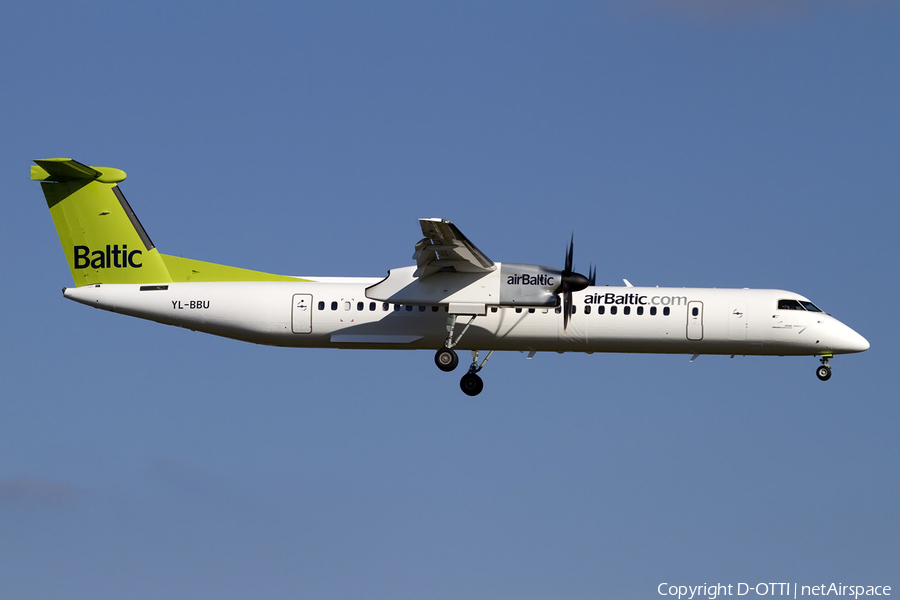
xmin=432 ymin=306 xmax=439 ymax=312
xmin=393 ymin=304 xmax=401 ymax=311
xmin=491 ymin=307 xmax=498 ymax=313
xmin=406 ymin=305 xmax=413 ymax=312
xmin=382 ymin=303 xmax=389 ymax=311
xmin=572 ymin=305 xmax=577 ymax=314
xmin=516 ymin=307 xmax=522 ymax=313
xmin=331 ymin=301 xmax=338 ymax=311
xmin=598 ymin=306 xmax=605 ymax=315
xmin=637 ymin=306 xmax=644 ymax=315
xmin=555 ymin=306 xmax=561 ymax=314
xmin=610 ymin=306 xmax=617 ymax=315
xmin=528 ymin=308 xmax=535 ymax=314
xmin=343 ymin=302 xmax=351 ymax=311
xmin=419 ymin=306 xmax=426 ymax=312
xmin=691 ymin=307 xmax=698 ymax=316
xmin=650 ymin=306 xmax=657 ymax=316
xmin=357 ymin=301 xmax=364 ymax=311
xmin=663 ymin=307 xmax=670 ymax=316
xmin=623 ymin=306 xmax=630 ymax=315
xmin=369 ymin=302 xmax=376 ymax=311
xmin=318 ymin=301 xmax=325 ymax=310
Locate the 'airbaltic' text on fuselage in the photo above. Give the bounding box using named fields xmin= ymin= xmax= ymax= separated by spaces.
xmin=507 ymin=274 xmax=554 ymax=286
xmin=73 ymin=245 xmax=142 ymax=269
xmin=584 ymin=293 xmax=688 ymax=306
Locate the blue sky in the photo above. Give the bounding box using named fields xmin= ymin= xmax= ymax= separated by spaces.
xmin=1 ymin=1 xmax=898 ymax=598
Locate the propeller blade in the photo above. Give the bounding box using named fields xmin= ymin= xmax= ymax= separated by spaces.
xmin=558 ymin=234 xmax=590 ymax=332
xmin=553 ymin=233 xmax=597 ymax=331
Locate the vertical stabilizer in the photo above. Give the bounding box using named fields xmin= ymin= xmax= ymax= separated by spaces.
xmin=32 ymin=158 xmax=172 ymax=286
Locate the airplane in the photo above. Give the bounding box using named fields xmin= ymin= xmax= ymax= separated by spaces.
xmin=32 ymin=158 xmax=869 ymax=395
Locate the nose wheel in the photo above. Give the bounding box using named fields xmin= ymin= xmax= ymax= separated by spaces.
xmin=816 ymin=355 xmax=832 ymax=381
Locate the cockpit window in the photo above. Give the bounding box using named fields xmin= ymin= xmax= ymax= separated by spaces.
xmin=778 ymin=299 xmax=804 ymax=310
xmin=799 ymin=301 xmax=822 ymax=312
xmin=777 ymin=299 xmax=824 ymax=312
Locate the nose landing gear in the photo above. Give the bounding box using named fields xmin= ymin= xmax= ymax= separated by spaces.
xmin=816 ymin=354 xmax=832 ymax=381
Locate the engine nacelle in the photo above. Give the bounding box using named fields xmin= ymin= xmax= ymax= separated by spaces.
xmin=497 ymin=263 xmax=560 ymax=307
xmin=365 ymin=262 xmax=561 ymax=309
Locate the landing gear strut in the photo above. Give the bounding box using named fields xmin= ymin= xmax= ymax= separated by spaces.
xmin=459 ymin=350 xmax=494 ymax=396
xmin=434 ymin=313 xmax=477 ymax=373
xmin=816 ymin=355 xmax=832 ymax=381
xmin=434 ymin=313 xmax=495 ymax=395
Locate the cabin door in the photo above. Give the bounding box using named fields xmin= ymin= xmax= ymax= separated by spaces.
xmin=686 ymin=301 xmax=704 ymax=341
xmin=292 ymin=294 xmax=312 ymax=334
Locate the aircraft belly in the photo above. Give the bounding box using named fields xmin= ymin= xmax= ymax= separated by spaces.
xmin=323 ymin=316 xmax=443 ymax=349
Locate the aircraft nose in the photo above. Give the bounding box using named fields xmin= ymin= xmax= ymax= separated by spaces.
xmin=840 ymin=326 xmax=870 ymax=353
xmin=850 ymin=330 xmax=870 ymax=353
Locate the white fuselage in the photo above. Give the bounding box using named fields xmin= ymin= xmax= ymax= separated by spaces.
xmin=63 ymin=279 xmax=870 ymax=357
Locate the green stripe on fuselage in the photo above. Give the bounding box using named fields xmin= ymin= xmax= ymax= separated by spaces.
xmin=161 ymin=255 xmax=312 ymax=283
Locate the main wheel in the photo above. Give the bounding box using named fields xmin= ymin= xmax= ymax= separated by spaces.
xmin=435 ymin=347 xmax=459 ymax=372
xmin=460 ymin=372 xmax=484 ymax=396
xmin=816 ymin=365 xmax=832 ymax=381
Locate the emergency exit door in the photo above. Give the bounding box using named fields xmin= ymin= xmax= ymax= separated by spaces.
xmin=686 ymin=301 xmax=703 ymax=341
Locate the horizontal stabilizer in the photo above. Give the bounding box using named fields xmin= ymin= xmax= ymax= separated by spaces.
xmin=32 ymin=158 xmax=126 ymax=183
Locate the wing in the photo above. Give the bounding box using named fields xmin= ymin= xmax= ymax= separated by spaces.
xmin=413 ymin=218 xmax=495 ymax=278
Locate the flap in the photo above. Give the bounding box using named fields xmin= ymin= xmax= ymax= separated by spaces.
xmin=413 ymin=218 xmax=495 ymax=279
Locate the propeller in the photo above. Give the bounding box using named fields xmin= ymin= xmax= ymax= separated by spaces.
xmin=556 ymin=235 xmax=591 ymax=331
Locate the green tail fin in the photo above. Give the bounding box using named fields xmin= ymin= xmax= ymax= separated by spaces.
xmin=33 ymin=158 xmax=173 ymax=286
xmin=34 ymin=158 xmax=311 ymax=285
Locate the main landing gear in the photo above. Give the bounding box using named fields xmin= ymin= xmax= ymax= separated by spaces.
xmin=434 ymin=347 xmax=459 ymax=372
xmin=434 ymin=313 xmax=475 ymax=373
xmin=433 ymin=313 xmax=493 ymax=395
xmin=459 ymin=350 xmax=494 ymax=396
xmin=816 ymin=355 xmax=832 ymax=381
